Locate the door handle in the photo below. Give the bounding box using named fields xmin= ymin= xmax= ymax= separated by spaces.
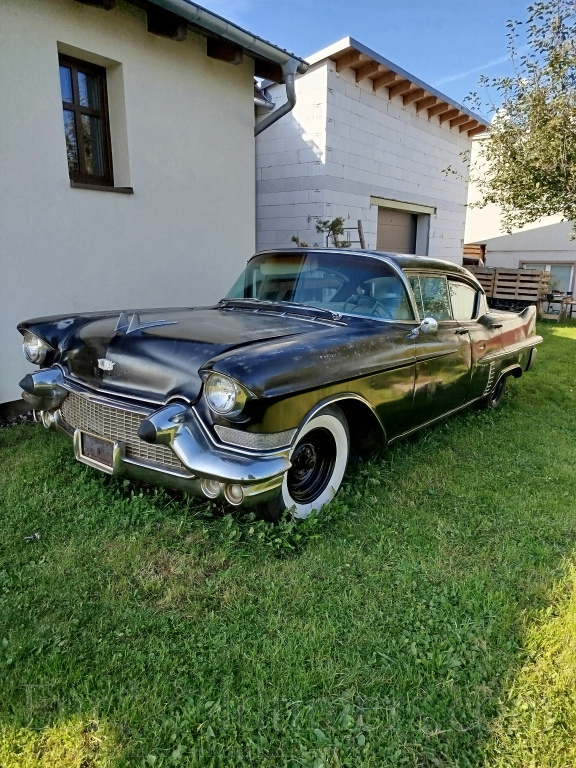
xmin=491 ymin=323 xmax=503 ymax=329
xmin=454 ymin=328 xmax=468 ymax=335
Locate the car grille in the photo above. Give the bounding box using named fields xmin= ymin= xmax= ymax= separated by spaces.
xmin=60 ymin=392 xmax=183 ymax=469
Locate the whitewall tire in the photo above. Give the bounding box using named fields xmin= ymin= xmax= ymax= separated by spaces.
xmin=263 ymin=406 xmax=349 ymax=520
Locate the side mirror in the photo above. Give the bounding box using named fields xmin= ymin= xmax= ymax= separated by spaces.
xmin=407 ymin=316 xmax=438 ymax=340
xmin=420 ymin=317 xmax=438 ymax=335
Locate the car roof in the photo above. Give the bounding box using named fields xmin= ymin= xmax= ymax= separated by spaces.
xmin=254 ymin=248 xmax=476 ymax=280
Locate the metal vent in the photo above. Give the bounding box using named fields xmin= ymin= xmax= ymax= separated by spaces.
xmin=60 ymin=393 xmax=183 ymax=469
xmin=483 ymin=362 xmax=496 ymax=396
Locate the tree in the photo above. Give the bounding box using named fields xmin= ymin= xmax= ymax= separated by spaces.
xmin=315 ymin=217 xmax=351 ymax=247
xmin=469 ymin=1 xmax=576 ymax=233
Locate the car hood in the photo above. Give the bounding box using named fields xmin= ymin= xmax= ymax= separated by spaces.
xmin=38 ymin=306 xmax=342 ymax=404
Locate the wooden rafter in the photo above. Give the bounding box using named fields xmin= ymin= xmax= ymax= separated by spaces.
xmin=427 ymin=102 xmax=452 ymax=118
xmin=388 ymin=79 xmax=413 ymax=99
xmin=449 ymin=114 xmax=471 ymax=128
xmin=458 ymin=120 xmax=478 ymax=133
xmin=403 ymin=88 xmax=425 ymax=105
xmin=439 ymin=108 xmax=460 ymax=124
xmin=414 ymin=95 xmax=437 ymax=112
xmin=335 ymin=51 xmax=369 ymax=72
xmin=147 ymin=7 xmax=187 ymax=41
xmin=372 ymin=71 xmax=399 ymax=91
xmin=327 ymin=45 xmax=487 ymax=136
xmin=355 ymin=61 xmax=382 ymax=81
xmin=207 ymin=38 xmax=243 ymax=65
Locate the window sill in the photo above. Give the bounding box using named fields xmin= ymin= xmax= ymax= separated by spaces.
xmin=70 ymin=181 xmax=134 ymax=194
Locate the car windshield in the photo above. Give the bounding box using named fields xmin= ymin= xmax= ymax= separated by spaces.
xmin=226 ymin=252 xmax=415 ymax=320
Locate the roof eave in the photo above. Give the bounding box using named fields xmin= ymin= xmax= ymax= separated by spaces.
xmin=306 ymin=36 xmax=488 ymax=137
xmin=143 ymin=0 xmax=308 ymax=82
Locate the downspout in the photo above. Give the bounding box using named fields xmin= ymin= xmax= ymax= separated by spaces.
xmin=254 ymin=58 xmax=299 ymax=136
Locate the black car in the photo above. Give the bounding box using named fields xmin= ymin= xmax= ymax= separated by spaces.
xmin=18 ymin=249 xmax=542 ymax=518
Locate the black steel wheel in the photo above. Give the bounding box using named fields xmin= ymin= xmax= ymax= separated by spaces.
xmin=262 ymin=406 xmax=349 ymax=520
xmin=477 ymin=375 xmax=507 ymax=410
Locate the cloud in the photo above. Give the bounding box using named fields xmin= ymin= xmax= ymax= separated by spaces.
xmin=433 ymin=46 xmax=529 ymax=87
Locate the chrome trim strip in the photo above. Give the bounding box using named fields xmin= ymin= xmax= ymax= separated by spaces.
xmin=123 ymin=455 xmax=194 ymax=479
xmin=61 ymin=376 xmax=156 ymax=415
xmin=63 ymin=370 xmax=166 ymax=407
xmin=389 ymin=397 xmax=481 ymax=444
xmin=297 ymin=392 xmax=386 ymax=442
xmin=480 ymin=336 xmax=543 ymax=363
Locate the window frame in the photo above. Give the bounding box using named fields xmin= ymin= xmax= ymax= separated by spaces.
xmin=59 ymin=54 xmax=114 ymax=187
xmin=447 ymin=278 xmax=481 ymax=321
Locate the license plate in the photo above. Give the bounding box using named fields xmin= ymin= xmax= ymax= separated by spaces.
xmin=80 ymin=432 xmax=114 ymax=469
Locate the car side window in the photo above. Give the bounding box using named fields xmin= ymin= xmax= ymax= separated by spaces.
xmin=409 ymin=276 xmax=452 ymax=320
xmin=449 ymin=281 xmax=478 ymax=321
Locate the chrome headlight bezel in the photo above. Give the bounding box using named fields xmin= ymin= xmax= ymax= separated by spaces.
xmin=22 ymin=331 xmax=54 ymax=365
xmin=203 ymin=373 xmax=250 ymax=418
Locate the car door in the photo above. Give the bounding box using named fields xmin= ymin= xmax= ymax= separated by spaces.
xmin=408 ymin=274 xmax=473 ymax=424
xmin=448 ymin=279 xmax=504 ymax=400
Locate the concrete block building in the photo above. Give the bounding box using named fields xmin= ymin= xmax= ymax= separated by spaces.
xmin=256 ymin=38 xmax=487 ymax=262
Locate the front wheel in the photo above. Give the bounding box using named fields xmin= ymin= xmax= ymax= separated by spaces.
xmin=262 ymin=406 xmax=349 ymax=521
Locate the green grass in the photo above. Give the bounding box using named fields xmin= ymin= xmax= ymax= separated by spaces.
xmin=1 ymin=322 xmax=575 ymax=767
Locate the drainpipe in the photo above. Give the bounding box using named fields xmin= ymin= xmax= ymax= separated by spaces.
xmin=254 ymin=58 xmax=299 ymax=136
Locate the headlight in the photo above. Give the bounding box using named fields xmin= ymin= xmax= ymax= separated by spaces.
xmin=22 ymin=331 xmax=53 ymax=365
xmin=204 ymin=373 xmax=249 ymax=416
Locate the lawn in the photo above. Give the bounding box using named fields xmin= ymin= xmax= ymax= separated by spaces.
xmin=1 ymin=322 xmax=575 ymax=768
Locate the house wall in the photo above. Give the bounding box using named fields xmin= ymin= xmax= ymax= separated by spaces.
xmin=256 ymin=59 xmax=471 ymax=260
xmin=0 ymin=0 xmax=256 ymax=403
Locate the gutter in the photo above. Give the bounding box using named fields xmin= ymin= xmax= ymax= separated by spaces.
xmin=254 ymin=58 xmax=299 ymax=136
xmin=146 ymin=0 xmax=308 ymax=135
xmin=147 ymin=0 xmax=307 ymax=73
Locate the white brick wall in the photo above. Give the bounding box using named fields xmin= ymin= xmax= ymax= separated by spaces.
xmin=256 ymin=58 xmax=471 ymax=261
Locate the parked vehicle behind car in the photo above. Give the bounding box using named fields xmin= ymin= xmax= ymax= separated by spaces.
xmin=18 ymin=249 xmax=542 ymax=518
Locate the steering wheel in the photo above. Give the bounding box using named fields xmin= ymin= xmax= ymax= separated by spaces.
xmin=343 ymin=294 xmax=393 ymax=319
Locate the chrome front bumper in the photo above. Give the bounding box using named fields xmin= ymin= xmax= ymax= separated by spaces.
xmin=23 ymin=367 xmax=290 ymax=506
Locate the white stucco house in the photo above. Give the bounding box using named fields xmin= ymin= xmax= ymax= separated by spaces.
xmin=255 ymin=38 xmax=488 ymax=261
xmin=465 ymin=136 xmax=576 ymax=294
xmin=0 ymin=0 xmax=306 ymax=406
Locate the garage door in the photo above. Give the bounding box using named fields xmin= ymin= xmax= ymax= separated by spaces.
xmin=376 ymin=207 xmax=417 ymax=253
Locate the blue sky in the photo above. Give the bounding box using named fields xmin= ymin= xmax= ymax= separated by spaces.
xmin=200 ymin=0 xmax=531 ymax=117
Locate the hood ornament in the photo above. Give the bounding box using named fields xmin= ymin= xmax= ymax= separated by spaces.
xmin=98 ymin=358 xmax=116 ymax=373
xmin=115 ymin=311 xmax=178 ymax=335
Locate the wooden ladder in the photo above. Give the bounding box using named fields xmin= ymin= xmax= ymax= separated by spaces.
xmin=342 ymin=220 xmax=366 ymax=249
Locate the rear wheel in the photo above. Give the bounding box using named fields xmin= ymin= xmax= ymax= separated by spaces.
xmin=262 ymin=406 xmax=349 ymax=521
xmin=478 ymin=375 xmax=506 ymax=410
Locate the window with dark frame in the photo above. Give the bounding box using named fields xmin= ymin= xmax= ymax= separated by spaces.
xmin=59 ymin=55 xmax=113 ymax=186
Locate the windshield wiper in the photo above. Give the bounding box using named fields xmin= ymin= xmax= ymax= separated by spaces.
xmin=219 ymin=299 xmax=343 ymax=323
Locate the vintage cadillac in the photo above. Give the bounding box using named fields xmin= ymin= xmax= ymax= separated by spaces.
xmin=18 ymin=249 xmax=542 ymax=518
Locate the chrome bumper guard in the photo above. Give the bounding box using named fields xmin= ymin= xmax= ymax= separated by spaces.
xmin=25 ymin=367 xmax=289 ymax=506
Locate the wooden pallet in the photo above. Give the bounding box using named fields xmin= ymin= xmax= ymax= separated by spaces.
xmin=493 ymin=268 xmax=549 ymax=302
xmin=468 ymin=267 xmax=495 ymax=296
xmin=468 ymin=267 xmax=549 ymax=301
